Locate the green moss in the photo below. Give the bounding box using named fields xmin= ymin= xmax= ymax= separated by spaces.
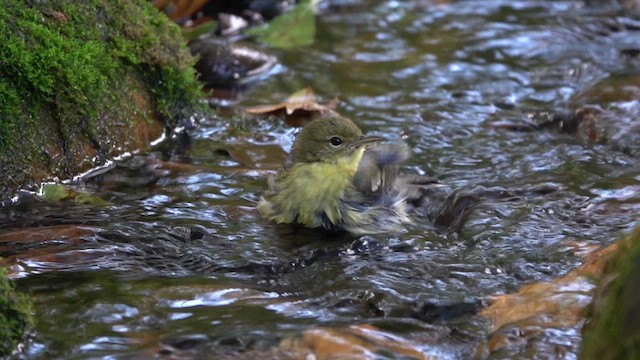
xmin=0 ymin=268 xmax=33 ymax=356
xmin=0 ymin=0 xmax=208 ymax=197
xmin=581 ymin=227 xmax=640 ymax=360
xmin=1 ymin=2 xmax=110 ymax=147
xmin=0 ymin=0 xmax=203 ymax=142
xmin=98 ymin=0 xmax=204 ymax=123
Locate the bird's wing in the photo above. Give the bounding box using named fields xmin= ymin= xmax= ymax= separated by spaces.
xmin=352 ymin=143 xmax=409 ymax=200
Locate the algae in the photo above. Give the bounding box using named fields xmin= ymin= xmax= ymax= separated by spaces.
xmin=0 ymin=0 xmax=208 ymax=198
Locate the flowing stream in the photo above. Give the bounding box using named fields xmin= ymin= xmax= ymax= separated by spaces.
xmin=2 ymin=0 xmax=640 ymax=358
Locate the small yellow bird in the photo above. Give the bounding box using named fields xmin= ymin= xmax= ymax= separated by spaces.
xmin=257 ymin=114 xmax=412 ymax=234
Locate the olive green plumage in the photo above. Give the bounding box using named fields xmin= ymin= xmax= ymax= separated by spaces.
xmin=257 ymin=115 xmax=411 ymax=234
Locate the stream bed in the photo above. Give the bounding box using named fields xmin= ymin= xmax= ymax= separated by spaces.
xmin=2 ymin=0 xmax=640 ymax=358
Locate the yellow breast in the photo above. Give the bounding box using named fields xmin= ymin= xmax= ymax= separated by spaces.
xmin=258 ymin=147 xmax=366 ymax=228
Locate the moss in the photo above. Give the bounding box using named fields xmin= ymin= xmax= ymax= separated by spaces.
xmin=0 ymin=268 xmax=33 ymax=356
xmin=97 ymin=0 xmax=204 ymax=124
xmin=0 ymin=0 xmax=208 ymax=197
xmin=0 ymin=2 xmax=111 ymax=146
xmin=581 ymin=227 xmax=640 ymax=360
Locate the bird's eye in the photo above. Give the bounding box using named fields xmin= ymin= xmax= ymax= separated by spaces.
xmin=329 ymin=136 xmax=342 ymax=146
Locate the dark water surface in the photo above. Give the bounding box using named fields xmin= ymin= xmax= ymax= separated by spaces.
xmin=3 ymin=1 xmax=640 ymax=358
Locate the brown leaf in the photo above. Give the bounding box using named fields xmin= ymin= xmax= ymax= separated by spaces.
xmin=154 ymin=0 xmax=208 ymax=20
xmin=245 ymin=87 xmax=340 ymax=127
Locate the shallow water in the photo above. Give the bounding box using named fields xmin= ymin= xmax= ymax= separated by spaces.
xmin=2 ymin=0 xmax=640 ymax=358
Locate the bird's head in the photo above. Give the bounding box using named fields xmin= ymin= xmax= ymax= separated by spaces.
xmin=290 ymin=116 xmax=381 ymax=164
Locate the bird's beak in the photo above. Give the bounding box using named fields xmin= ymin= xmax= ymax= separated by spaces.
xmin=352 ymin=135 xmax=382 ymax=148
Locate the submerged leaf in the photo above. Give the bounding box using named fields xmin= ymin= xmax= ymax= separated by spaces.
xmin=246 ymin=0 xmax=316 ymax=49
xmin=39 ymin=184 xmax=69 ymax=202
xmin=39 ymin=184 xmax=106 ymax=205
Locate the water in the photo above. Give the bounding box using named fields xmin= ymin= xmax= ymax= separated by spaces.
xmin=2 ymin=0 xmax=640 ymax=358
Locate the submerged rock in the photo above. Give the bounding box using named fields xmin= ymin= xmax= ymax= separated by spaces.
xmin=548 ymin=104 xmax=640 ymax=158
xmin=477 ymin=227 xmax=640 ymax=358
xmin=189 ymin=37 xmax=277 ymax=91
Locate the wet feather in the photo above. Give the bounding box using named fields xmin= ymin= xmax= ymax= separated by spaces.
xmin=257 ymin=115 xmax=412 ymax=234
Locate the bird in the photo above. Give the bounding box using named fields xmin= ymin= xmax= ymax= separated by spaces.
xmin=257 ymin=114 xmax=412 ymax=235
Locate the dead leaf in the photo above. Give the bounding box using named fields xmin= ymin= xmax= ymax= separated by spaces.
xmin=245 ymin=87 xmax=340 ymax=127
xmin=153 ymin=0 xmax=208 ymax=21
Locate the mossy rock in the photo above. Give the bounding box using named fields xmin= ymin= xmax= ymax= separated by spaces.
xmin=581 ymin=226 xmax=640 ymax=360
xmin=0 ymin=268 xmax=33 ymax=356
xmin=0 ymin=0 xmax=208 ymax=199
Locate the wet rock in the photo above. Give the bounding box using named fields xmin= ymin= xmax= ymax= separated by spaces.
xmin=189 ymin=38 xmax=278 ymax=91
xmin=483 ymin=315 xmax=581 ymax=359
xmin=565 ymin=105 xmax=640 ymax=157
xmin=247 ymin=0 xmax=296 ymax=20
xmin=161 ymin=334 xmax=209 ymax=352
xmin=410 ymin=299 xmax=484 ymax=323
xmin=0 ymin=225 xmax=97 ymax=247
xmin=0 ymin=267 xmax=32 ymax=356
xmin=198 ymin=0 xmax=296 ymax=22
xmin=279 ymin=324 xmax=439 ymax=360
xmin=489 ymin=16 xmax=640 ymax=158
xmin=493 ymin=103 xmax=640 ymax=158
xmin=581 ymin=227 xmax=640 ymax=359
xmin=0 ymin=0 xmax=208 ymax=200
xmin=218 ymin=13 xmax=250 ymax=36
xmin=479 ymin=234 xmax=621 ymax=357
